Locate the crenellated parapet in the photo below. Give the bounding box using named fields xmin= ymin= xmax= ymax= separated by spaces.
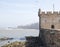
xmin=38 ymin=9 xmax=60 ymax=17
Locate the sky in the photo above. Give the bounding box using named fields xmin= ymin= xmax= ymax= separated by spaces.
xmin=39 ymin=0 xmax=60 ymax=11
xmin=0 ymin=0 xmax=60 ymax=28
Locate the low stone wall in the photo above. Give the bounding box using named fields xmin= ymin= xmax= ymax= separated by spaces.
xmin=26 ymin=36 xmax=41 ymax=47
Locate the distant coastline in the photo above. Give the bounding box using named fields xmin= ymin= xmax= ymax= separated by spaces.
xmin=17 ymin=23 xmax=39 ymax=30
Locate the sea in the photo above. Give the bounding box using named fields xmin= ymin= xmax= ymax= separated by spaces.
xmin=0 ymin=28 xmax=39 ymax=47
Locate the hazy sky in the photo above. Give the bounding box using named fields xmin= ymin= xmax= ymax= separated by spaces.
xmin=39 ymin=0 xmax=60 ymax=11
xmin=0 ymin=0 xmax=60 ymax=27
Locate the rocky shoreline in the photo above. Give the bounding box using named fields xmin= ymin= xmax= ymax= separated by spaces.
xmin=0 ymin=38 xmax=13 ymax=41
xmin=1 ymin=41 xmax=26 ymax=47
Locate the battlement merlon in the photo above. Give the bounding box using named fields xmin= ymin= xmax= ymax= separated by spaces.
xmin=38 ymin=9 xmax=60 ymax=16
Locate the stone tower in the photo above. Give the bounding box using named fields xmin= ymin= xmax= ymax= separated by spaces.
xmin=38 ymin=9 xmax=60 ymax=47
xmin=38 ymin=9 xmax=60 ymax=30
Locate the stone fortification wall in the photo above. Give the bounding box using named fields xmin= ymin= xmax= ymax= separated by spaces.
xmin=40 ymin=29 xmax=60 ymax=47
